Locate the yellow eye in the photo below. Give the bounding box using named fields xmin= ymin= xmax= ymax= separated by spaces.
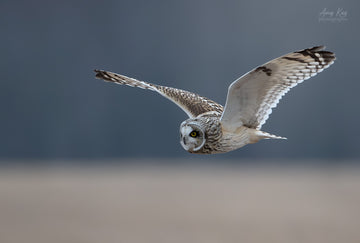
xmin=190 ymin=131 xmax=198 ymax=137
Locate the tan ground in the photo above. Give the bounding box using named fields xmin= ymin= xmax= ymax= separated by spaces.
xmin=0 ymin=161 xmax=359 ymax=243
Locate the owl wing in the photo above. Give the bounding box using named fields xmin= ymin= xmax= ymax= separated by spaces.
xmin=220 ymin=46 xmax=335 ymax=132
xmin=95 ymin=70 xmax=223 ymax=118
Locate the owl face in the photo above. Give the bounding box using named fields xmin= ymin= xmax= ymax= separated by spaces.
xmin=179 ymin=121 xmax=206 ymax=153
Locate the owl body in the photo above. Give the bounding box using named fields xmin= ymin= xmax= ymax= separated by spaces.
xmin=95 ymin=46 xmax=335 ymax=154
xmin=180 ymin=115 xmax=281 ymax=154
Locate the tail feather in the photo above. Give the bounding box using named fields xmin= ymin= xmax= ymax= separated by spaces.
xmin=255 ymin=130 xmax=287 ymax=140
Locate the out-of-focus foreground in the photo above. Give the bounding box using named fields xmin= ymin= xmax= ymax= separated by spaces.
xmin=0 ymin=162 xmax=359 ymax=243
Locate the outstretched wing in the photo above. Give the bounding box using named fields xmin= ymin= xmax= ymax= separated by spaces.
xmin=95 ymin=70 xmax=223 ymax=118
xmin=220 ymin=46 xmax=335 ymax=132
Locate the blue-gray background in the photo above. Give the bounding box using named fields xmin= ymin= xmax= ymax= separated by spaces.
xmin=1 ymin=0 xmax=359 ymax=160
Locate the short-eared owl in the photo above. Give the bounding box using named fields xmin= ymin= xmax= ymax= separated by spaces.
xmin=95 ymin=46 xmax=335 ymax=154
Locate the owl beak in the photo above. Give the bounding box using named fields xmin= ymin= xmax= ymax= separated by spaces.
xmin=180 ymin=134 xmax=193 ymax=152
xmin=182 ymin=136 xmax=187 ymax=145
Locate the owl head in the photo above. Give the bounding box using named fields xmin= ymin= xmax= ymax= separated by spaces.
xmin=179 ymin=117 xmax=222 ymax=154
xmin=180 ymin=120 xmax=206 ymax=153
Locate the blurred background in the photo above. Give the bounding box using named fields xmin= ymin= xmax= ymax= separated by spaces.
xmin=1 ymin=0 xmax=359 ymax=160
xmin=1 ymin=0 xmax=359 ymax=242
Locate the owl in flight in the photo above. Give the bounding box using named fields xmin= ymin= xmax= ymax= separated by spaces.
xmin=95 ymin=46 xmax=335 ymax=154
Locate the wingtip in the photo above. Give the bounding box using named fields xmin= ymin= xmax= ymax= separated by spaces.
xmin=94 ymin=69 xmax=106 ymax=79
xmin=296 ymin=45 xmax=336 ymax=63
xmin=310 ymin=45 xmax=325 ymax=51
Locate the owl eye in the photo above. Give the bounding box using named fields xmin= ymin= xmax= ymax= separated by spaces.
xmin=189 ymin=131 xmax=198 ymax=138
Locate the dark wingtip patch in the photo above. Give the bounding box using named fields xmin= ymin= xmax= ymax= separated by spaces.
xmin=94 ymin=69 xmax=114 ymax=83
xmin=296 ymin=47 xmax=320 ymax=60
xmin=94 ymin=69 xmax=105 ymax=79
xmin=255 ymin=66 xmax=272 ymax=76
xmin=295 ymin=46 xmax=335 ymax=63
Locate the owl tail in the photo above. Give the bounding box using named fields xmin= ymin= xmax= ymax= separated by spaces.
xmin=249 ymin=130 xmax=287 ymax=144
xmin=255 ymin=130 xmax=287 ymax=140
